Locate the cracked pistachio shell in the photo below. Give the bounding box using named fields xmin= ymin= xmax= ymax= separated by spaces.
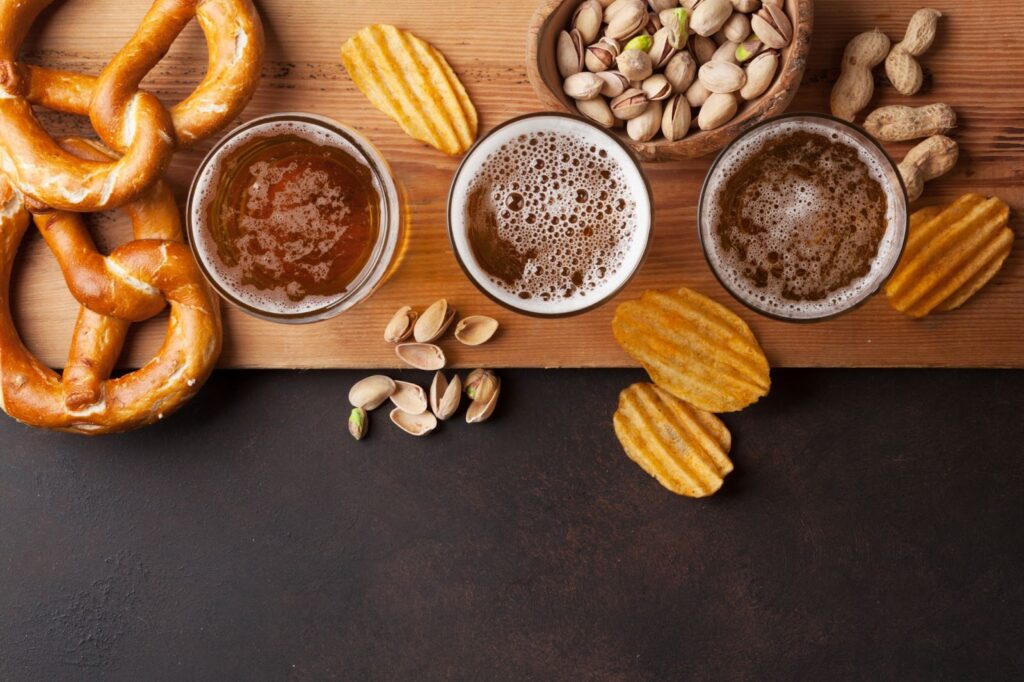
xmin=610 ymin=87 xmax=650 ymax=120
xmin=414 ymin=298 xmax=456 ymax=343
xmin=661 ymin=94 xmax=692 ymax=141
xmin=576 ymin=96 xmax=615 ymax=127
xmin=390 ymin=380 xmax=428 ymax=415
xmin=649 ymin=27 xmax=677 ymax=69
xmin=626 ymin=99 xmax=662 ymax=141
xmin=641 ymin=73 xmax=672 ymax=101
xmin=466 ymin=377 xmax=501 ymax=424
xmin=384 ymin=306 xmax=417 ymax=343
xmin=596 ymin=70 xmax=630 ymax=98
xmin=557 ymin=29 xmax=585 ymax=78
xmin=663 ymin=51 xmax=697 ymax=92
xmin=430 ymin=372 xmax=462 ymax=421
xmin=572 ymin=0 xmax=603 ymax=44
xmin=564 ymin=71 xmax=605 ymax=100
xmin=697 ymin=92 xmax=738 ymax=130
xmin=454 ymin=315 xmax=499 ymax=346
xmin=394 ymin=343 xmax=447 ymax=371
xmin=349 ymin=375 xmax=396 ymax=410
xmin=751 ymin=3 xmax=792 ymax=49
xmin=390 ymin=408 xmax=437 ymax=436
xmin=464 ymin=369 xmax=499 ymax=405
xmin=585 ymin=36 xmax=620 ymax=72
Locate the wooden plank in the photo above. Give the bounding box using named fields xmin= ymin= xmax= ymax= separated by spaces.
xmin=8 ymin=0 xmax=1023 ymax=368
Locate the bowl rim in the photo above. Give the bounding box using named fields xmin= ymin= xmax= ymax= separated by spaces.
xmin=445 ymin=111 xmax=655 ymax=319
xmin=695 ymin=111 xmax=911 ymax=324
xmin=525 ymin=0 xmax=814 ymax=161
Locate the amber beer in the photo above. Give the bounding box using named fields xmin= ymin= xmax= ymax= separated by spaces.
xmin=448 ymin=114 xmax=652 ymax=316
xmin=699 ymin=114 xmax=908 ymax=321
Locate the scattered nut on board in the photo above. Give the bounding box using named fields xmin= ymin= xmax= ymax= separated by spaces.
xmin=885 ymin=8 xmax=942 ymax=96
xmin=830 ymin=28 xmax=890 ymax=122
xmin=898 ymin=135 xmax=958 ymax=202
xmin=863 ymin=103 xmax=956 ymax=142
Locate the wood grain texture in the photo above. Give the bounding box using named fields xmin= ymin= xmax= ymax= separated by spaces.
xmin=8 ymin=0 xmax=1024 ymax=368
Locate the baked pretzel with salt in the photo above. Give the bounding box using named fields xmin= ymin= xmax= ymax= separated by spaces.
xmin=0 ymin=139 xmax=221 ymax=434
xmin=0 ymin=0 xmax=264 ymax=212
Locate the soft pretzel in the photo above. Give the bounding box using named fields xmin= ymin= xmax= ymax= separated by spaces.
xmin=0 ymin=0 xmax=264 ymax=212
xmin=0 ymin=144 xmax=222 ymax=434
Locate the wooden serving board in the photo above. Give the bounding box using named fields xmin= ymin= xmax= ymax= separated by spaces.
xmin=10 ymin=0 xmax=1023 ymax=368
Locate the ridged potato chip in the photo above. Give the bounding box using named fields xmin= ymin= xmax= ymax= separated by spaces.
xmin=612 ymin=287 xmax=770 ymax=413
xmin=341 ymin=24 xmax=478 ymax=156
xmin=885 ymin=194 xmax=1013 ymax=317
xmin=614 ymin=383 xmax=733 ymax=498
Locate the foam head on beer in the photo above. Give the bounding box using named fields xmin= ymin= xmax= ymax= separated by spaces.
xmin=700 ymin=116 xmax=907 ymax=320
xmin=449 ymin=115 xmax=652 ymax=316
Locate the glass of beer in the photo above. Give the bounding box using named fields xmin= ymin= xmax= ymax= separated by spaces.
xmin=698 ymin=113 xmax=908 ymax=322
xmin=187 ymin=113 xmax=403 ymax=324
xmin=447 ymin=113 xmax=653 ymax=317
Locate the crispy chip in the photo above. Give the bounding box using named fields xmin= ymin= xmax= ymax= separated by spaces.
xmin=614 ymin=383 xmax=733 ymax=497
xmin=885 ymin=194 xmax=1014 ymax=317
xmin=341 ymin=24 xmax=478 ymax=156
xmin=612 ymin=287 xmax=770 ymax=413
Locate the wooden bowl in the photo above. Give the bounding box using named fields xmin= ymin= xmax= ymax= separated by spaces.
xmin=526 ymin=0 xmax=814 ymax=161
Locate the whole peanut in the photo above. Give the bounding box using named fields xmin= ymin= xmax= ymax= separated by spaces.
xmin=864 ymin=103 xmax=956 ymax=141
xmin=830 ymin=29 xmax=890 ymax=122
xmin=885 ymin=9 xmax=942 ymax=96
xmin=898 ymin=135 xmax=958 ymax=201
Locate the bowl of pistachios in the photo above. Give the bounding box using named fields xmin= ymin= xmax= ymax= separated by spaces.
xmin=527 ymin=0 xmax=813 ymax=161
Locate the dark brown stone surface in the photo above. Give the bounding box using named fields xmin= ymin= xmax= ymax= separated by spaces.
xmin=1 ymin=369 xmax=1022 ymax=680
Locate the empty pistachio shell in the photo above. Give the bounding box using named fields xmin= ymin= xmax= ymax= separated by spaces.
xmin=564 ymin=72 xmax=605 ymax=100
xmin=384 ymin=306 xmax=417 ymax=343
xmin=348 ymin=407 xmax=368 ymax=441
xmin=413 ymin=298 xmax=456 ymax=343
xmin=349 ymin=375 xmax=397 ymax=410
xmin=698 ymin=60 xmax=746 ymax=93
xmin=740 ymin=50 xmax=778 ymax=100
xmin=390 ymin=407 xmax=437 ymax=436
xmin=390 ymin=380 xmax=428 ymax=415
xmin=626 ymin=99 xmax=662 ymax=141
xmin=576 ymin=97 xmax=615 ymax=127
xmin=662 ymin=94 xmax=691 ymax=141
xmin=394 ymin=343 xmax=447 ymax=371
xmin=698 ymin=92 xmax=738 ymax=130
xmin=750 ymin=3 xmax=792 ymax=49
xmin=466 ymin=378 xmax=501 ymax=424
xmin=557 ymin=29 xmax=585 ymax=78
xmin=454 ymin=315 xmax=499 ymax=346
xmin=430 ymin=372 xmax=462 ymax=421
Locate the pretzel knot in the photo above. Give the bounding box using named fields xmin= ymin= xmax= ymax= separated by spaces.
xmin=0 ymin=141 xmax=221 ymax=434
xmin=0 ymin=0 xmax=264 ymax=212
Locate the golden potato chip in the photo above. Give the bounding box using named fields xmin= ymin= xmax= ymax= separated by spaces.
xmin=341 ymin=24 xmax=478 ymax=156
xmin=614 ymin=383 xmax=733 ymax=498
xmin=612 ymin=287 xmax=770 ymax=413
xmin=885 ymin=194 xmax=1013 ymax=317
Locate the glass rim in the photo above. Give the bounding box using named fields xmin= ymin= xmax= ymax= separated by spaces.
xmin=185 ymin=112 xmax=401 ymax=324
xmin=446 ymin=112 xmax=655 ymax=319
xmin=696 ymin=112 xmax=910 ymax=324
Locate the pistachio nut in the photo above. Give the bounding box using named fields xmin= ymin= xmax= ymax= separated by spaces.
xmin=663 ymin=50 xmax=697 ymax=92
xmin=557 ymin=29 xmax=585 ymax=78
xmin=390 ymin=407 xmax=437 ymax=436
xmin=605 ymin=0 xmax=644 ymax=23
xmin=697 ymin=91 xmax=739 ymax=130
xmin=688 ymin=33 xmax=717 ymax=64
xmin=564 ymin=71 xmax=605 ymax=100
xmin=596 ymin=70 xmax=631 ymax=97
xmin=413 ymin=298 xmax=455 ymax=343
xmin=454 ymin=315 xmax=499 ymax=346
xmin=429 ymin=371 xmax=462 ymax=421
xmin=624 ymin=33 xmax=653 ymax=52
xmin=572 ymin=0 xmax=604 ymax=44
xmin=711 ymin=40 xmax=740 ymax=64
xmin=348 ymin=407 xmax=368 ymax=441
xmin=730 ymin=0 xmax=761 ymax=12
xmin=390 ymin=380 xmax=428 ymax=415
xmin=641 ymin=73 xmax=672 ymax=101
xmin=740 ymin=49 xmax=778 ymax=99
xmin=576 ymin=96 xmax=615 ymax=127
xmin=684 ymin=78 xmax=711 ymax=107
xmin=349 ymin=375 xmax=397 ymax=410
xmin=735 ymin=37 xmax=763 ymax=62
xmin=722 ymin=12 xmax=751 ymax=43
xmin=585 ymin=36 xmax=620 ymax=72
xmin=626 ymin=99 xmax=662 ymax=141
xmin=680 ymin=0 xmax=702 ymax=9
xmin=657 ymin=7 xmax=690 ymax=49
xmin=661 ymin=94 xmax=692 ymax=141
xmin=751 ymin=2 xmax=792 ymax=49
xmin=610 ymin=87 xmax=650 ymax=120
xmin=647 ymin=0 xmax=677 ymax=12
xmin=605 ymin=2 xmax=647 ymax=41
xmin=698 ymin=60 xmax=746 ymax=93
xmin=690 ymin=0 xmax=732 ymax=37
xmin=466 ymin=376 xmax=501 ymax=424
xmin=649 ymin=27 xmax=677 ymax=69
xmin=615 ymin=49 xmax=653 ymax=81
xmin=464 ymin=369 xmax=500 ymax=405
xmin=394 ymin=343 xmax=447 ymax=371
xmin=384 ymin=305 xmax=417 ymax=343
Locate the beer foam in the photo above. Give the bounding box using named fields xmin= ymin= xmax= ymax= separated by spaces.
xmin=701 ymin=118 xmax=907 ymax=320
xmin=450 ymin=116 xmax=651 ymax=315
xmin=190 ymin=119 xmax=384 ymax=316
